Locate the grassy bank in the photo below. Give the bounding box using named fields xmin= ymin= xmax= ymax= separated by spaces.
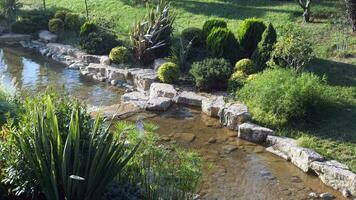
xmin=20 ymin=0 xmax=356 ymax=171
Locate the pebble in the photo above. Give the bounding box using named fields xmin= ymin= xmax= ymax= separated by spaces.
xmin=308 ymin=192 xmax=318 ymax=198
xmin=208 ymin=137 xmax=217 ymax=144
xmin=223 ymin=145 xmax=238 ymax=154
xmin=319 ymin=192 xmax=335 ymax=200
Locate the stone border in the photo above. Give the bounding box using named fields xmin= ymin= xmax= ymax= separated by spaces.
xmin=10 ymin=33 xmax=356 ymax=199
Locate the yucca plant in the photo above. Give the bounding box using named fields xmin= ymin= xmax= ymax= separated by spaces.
xmin=130 ymin=0 xmax=175 ymax=64
xmin=169 ymin=38 xmax=193 ymax=72
xmin=13 ymin=96 xmax=140 ymax=200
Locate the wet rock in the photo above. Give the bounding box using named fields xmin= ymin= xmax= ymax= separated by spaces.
xmin=266 ymin=146 xmax=290 ymax=160
xmin=38 ymin=30 xmax=57 ymax=43
xmin=266 ymin=136 xmax=324 ymax=173
xmin=201 ymin=96 xmax=225 ymax=118
xmin=89 ymin=102 xmax=142 ymax=119
xmin=342 ymin=189 xmax=351 ymax=198
xmin=223 ymin=145 xmax=238 ymax=154
xmin=208 ymin=137 xmax=217 ymax=144
xmin=200 ymin=114 xmax=221 ymax=128
xmin=0 ymin=33 xmax=31 ymax=44
xmin=291 ymin=176 xmax=302 ymax=183
xmin=82 ymin=54 xmax=102 ymax=63
xmin=310 ymin=160 xmax=356 ymax=197
xmin=175 ymin=132 xmax=196 ymax=143
xmin=153 ymin=58 xmax=167 ymax=71
xmin=121 ymin=91 xmax=149 ymax=109
xmin=68 ymin=62 xmax=86 ymax=70
xmin=145 ymin=97 xmax=172 ymax=111
xmin=175 ymin=91 xmax=208 ymax=107
xmin=238 ymin=122 xmax=273 ymax=143
xmin=218 ymin=103 xmax=251 ymax=131
xmin=133 ymin=69 xmax=157 ymax=91
xmin=308 ymin=192 xmax=318 ymax=198
xmin=100 ymin=55 xmax=111 ymax=65
xmin=226 ymin=131 xmax=238 ymax=137
xmin=319 ymin=192 xmax=335 ymax=200
xmin=149 ymin=83 xmax=177 ymax=99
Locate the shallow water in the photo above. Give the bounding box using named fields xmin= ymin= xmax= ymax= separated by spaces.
xmin=0 ymin=46 xmax=123 ymax=106
xmin=0 ymin=47 xmax=346 ymax=200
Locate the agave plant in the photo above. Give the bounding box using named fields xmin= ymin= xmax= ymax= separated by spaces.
xmin=130 ymin=0 xmax=175 ymax=64
xmin=13 ymin=96 xmax=140 ymax=200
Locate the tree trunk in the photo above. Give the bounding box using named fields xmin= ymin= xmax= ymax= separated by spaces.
xmin=296 ymin=0 xmax=312 ymax=22
xmin=84 ymin=0 xmax=89 ymax=18
xmin=345 ymin=0 xmax=356 ymax=32
xmin=43 ymin=0 xmax=46 ymax=10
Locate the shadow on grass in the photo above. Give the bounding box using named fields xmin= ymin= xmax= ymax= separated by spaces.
xmin=173 ymin=0 xmax=299 ymax=20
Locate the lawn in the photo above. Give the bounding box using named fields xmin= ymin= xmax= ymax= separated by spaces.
xmin=21 ymin=0 xmax=356 ymax=171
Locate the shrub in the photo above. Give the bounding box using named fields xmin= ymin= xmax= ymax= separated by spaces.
xmin=130 ymin=1 xmax=174 ymax=64
xmin=80 ymin=21 xmax=98 ymax=36
xmin=251 ymin=23 xmax=277 ymax=71
xmin=158 ymin=62 xmax=180 ymax=83
xmin=53 ymin=10 xmax=67 ymax=21
xmin=239 ymin=68 xmax=326 ymax=126
xmin=268 ymin=34 xmax=313 ymax=70
xmin=234 ymin=58 xmax=256 ymax=75
xmin=202 ymin=18 xmax=227 ymax=38
xmin=109 ymin=46 xmax=129 ymax=64
xmin=237 ymin=18 xmax=267 ymax=56
xmin=228 ymin=71 xmax=247 ymax=92
xmin=64 ymin=13 xmax=82 ymax=31
xmin=206 ymin=27 xmax=243 ymax=62
xmin=190 ymin=58 xmax=232 ymax=91
xmin=181 ymin=27 xmax=204 ymax=47
xmin=11 ymin=9 xmax=54 ymax=34
xmin=80 ymin=32 xmax=120 ymax=55
xmin=48 ymin=18 xmax=64 ymax=33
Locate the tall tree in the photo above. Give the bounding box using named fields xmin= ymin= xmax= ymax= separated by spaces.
xmin=296 ymin=0 xmax=312 ymax=22
xmin=345 ymin=0 xmax=356 ymax=32
xmin=42 ymin=0 xmax=46 ymax=9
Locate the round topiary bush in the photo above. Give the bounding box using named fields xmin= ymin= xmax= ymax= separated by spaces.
xmin=228 ymin=71 xmax=247 ymax=92
xmin=109 ymin=46 xmax=129 ymax=64
xmin=80 ymin=21 xmax=98 ymax=36
xmin=54 ymin=10 xmax=67 ymax=21
xmin=190 ymin=58 xmax=232 ymax=91
xmin=181 ymin=27 xmax=204 ymax=47
xmin=48 ymin=18 xmax=64 ymax=33
xmin=158 ymin=62 xmax=180 ymax=83
xmin=237 ymin=18 xmax=267 ymax=56
xmin=206 ymin=27 xmax=243 ymax=62
xmin=79 ymin=32 xmax=121 ymax=55
xmin=202 ymin=18 xmax=227 ymax=38
xmin=239 ymin=68 xmax=326 ymax=126
xmin=234 ymin=58 xmax=256 ymax=75
xmin=64 ymin=13 xmax=82 ymax=31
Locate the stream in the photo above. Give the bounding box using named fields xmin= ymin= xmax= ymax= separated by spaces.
xmin=0 ymin=46 xmax=346 ymax=200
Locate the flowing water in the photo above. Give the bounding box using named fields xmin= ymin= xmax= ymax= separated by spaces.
xmin=0 ymin=47 xmax=346 ymax=200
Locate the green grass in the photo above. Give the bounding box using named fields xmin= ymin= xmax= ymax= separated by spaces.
xmin=20 ymin=0 xmax=356 ymax=171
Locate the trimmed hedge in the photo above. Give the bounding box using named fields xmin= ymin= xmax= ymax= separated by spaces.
xmin=79 ymin=32 xmax=120 ymax=55
xmin=48 ymin=18 xmax=64 ymax=33
xmin=237 ymin=18 xmax=266 ymax=56
xmin=80 ymin=21 xmax=98 ymax=36
xmin=64 ymin=13 xmax=82 ymax=31
xmin=234 ymin=58 xmax=256 ymax=75
xmin=181 ymin=27 xmax=204 ymax=47
xmin=109 ymin=46 xmax=129 ymax=64
xmin=228 ymin=71 xmax=247 ymax=92
xmin=158 ymin=62 xmax=180 ymax=83
xmin=202 ymin=18 xmax=227 ymax=38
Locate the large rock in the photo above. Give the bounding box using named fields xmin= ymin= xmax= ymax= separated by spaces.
xmin=153 ymin=58 xmax=167 ymax=71
xmin=202 ymin=96 xmax=225 ymax=118
xmin=89 ymin=102 xmax=142 ymax=119
xmin=174 ymin=91 xmax=208 ymax=107
xmin=134 ymin=70 xmax=157 ymax=91
xmin=266 ymin=136 xmax=324 ymax=172
xmin=121 ymin=91 xmax=149 ymax=109
xmin=238 ymin=122 xmax=273 ymax=143
xmin=310 ymin=160 xmax=356 ymax=197
xmin=38 ymin=30 xmax=57 ymax=43
xmin=218 ymin=103 xmax=251 ymax=131
xmin=145 ymin=97 xmax=172 ymax=111
xmin=149 ymin=83 xmax=177 ymax=99
xmin=174 ymin=132 xmax=196 ymax=143
xmin=0 ymin=33 xmax=31 ymax=44
xmin=81 ymin=54 xmax=102 ymax=64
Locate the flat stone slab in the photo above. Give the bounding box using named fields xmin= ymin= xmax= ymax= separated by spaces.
xmin=149 ymin=83 xmax=177 ymax=99
xmin=38 ymin=30 xmax=57 ymax=43
xmin=174 ymin=132 xmax=196 ymax=143
xmin=310 ymin=160 xmax=356 ymax=197
xmin=202 ymin=96 xmax=225 ymax=118
xmin=218 ymin=103 xmax=251 ymax=131
xmin=121 ymin=91 xmax=149 ymax=109
xmin=0 ymin=33 xmax=31 ymax=43
xmin=145 ymin=97 xmax=172 ymax=111
xmin=175 ymin=91 xmax=208 ymax=107
xmin=89 ymin=102 xmax=142 ymax=119
xmin=238 ymin=122 xmax=273 ymax=143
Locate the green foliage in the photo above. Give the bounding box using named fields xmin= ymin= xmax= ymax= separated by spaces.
xmin=239 ymin=68 xmax=326 ymax=126
xmin=158 ymin=62 xmax=180 ymax=83
xmin=64 ymin=13 xmax=82 ymax=31
xmin=115 ymin=121 xmax=202 ymax=200
xmin=228 ymin=71 xmax=247 ymax=92
xmin=4 ymin=95 xmax=139 ymax=200
xmin=268 ymin=34 xmax=313 ymax=70
xmin=80 ymin=21 xmax=98 ymax=36
xmin=54 ymin=10 xmax=67 ymax=21
xmin=80 ymin=32 xmax=120 ymax=55
xmin=130 ymin=1 xmax=175 ymax=64
xmin=0 ymin=86 xmax=17 ymax=126
xmin=48 ymin=18 xmax=64 ymax=33
xmin=0 ymin=0 xmax=22 ymax=23
xmin=237 ymin=18 xmax=266 ymax=56
xmin=206 ymin=27 xmax=243 ymax=62
xmin=109 ymin=46 xmax=129 ymax=64
xmin=234 ymin=58 xmax=256 ymax=75
xmin=11 ymin=9 xmax=54 ymax=34
xmin=181 ymin=27 xmax=204 ymax=48
xmin=251 ymin=23 xmax=277 ymax=71
xmin=169 ymin=38 xmax=193 ymax=72
xmin=202 ymin=18 xmax=227 ymax=38
xmin=190 ymin=58 xmax=232 ymax=91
